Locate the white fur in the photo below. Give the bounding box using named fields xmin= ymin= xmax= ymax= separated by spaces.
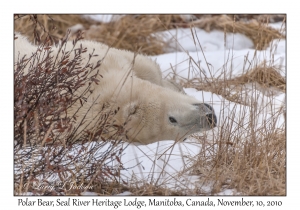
xmin=14 ymin=33 xmax=216 ymax=145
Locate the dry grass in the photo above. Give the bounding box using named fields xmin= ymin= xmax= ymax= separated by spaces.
xmin=14 ymin=14 xmax=286 ymax=196
xmin=190 ymin=125 xmax=285 ymax=195
xmin=15 ymin=14 xmax=285 ymax=54
xmin=234 ymin=62 xmax=285 ymax=91
xmin=14 ymin=14 xmax=185 ymax=55
xmin=190 ymin=15 xmax=285 ymax=50
xmin=84 ymin=15 xmax=185 ymax=55
xmin=185 ymin=61 xmax=285 ymax=106
xmin=14 ymin=15 xmax=98 ymax=44
xmin=180 ymin=20 xmax=286 ymax=195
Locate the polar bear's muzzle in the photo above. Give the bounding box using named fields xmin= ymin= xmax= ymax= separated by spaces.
xmin=194 ymin=103 xmax=217 ymax=129
xmin=170 ymin=102 xmax=217 ymax=138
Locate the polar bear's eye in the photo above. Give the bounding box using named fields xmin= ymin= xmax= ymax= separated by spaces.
xmin=169 ymin=116 xmax=177 ymax=123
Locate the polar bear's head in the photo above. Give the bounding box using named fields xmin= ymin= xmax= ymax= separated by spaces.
xmin=115 ymin=79 xmax=217 ymax=145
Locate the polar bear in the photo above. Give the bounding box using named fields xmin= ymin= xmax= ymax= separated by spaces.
xmin=14 ymin=33 xmax=217 ymax=145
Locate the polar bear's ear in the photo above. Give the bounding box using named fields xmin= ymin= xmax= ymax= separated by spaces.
xmin=124 ymin=102 xmax=139 ymax=118
xmin=162 ymin=79 xmax=185 ymax=94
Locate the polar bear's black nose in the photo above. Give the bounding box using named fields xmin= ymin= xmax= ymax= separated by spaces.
xmin=206 ymin=113 xmax=217 ymax=127
xmin=193 ymin=103 xmax=217 ymax=128
xmin=204 ymin=103 xmax=213 ymax=111
xmin=203 ymin=103 xmax=217 ymax=127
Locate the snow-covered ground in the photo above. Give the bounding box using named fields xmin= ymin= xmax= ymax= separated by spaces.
xmin=16 ymin=15 xmax=286 ymax=195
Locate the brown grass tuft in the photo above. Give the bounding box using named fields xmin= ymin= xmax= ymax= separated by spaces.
xmin=84 ymin=15 xmax=185 ymax=55
xmin=14 ymin=14 xmax=186 ymax=55
xmin=235 ymin=62 xmax=285 ymax=91
xmin=190 ymin=15 xmax=285 ymax=50
xmin=184 ymin=61 xmax=285 ymax=105
xmin=14 ymin=14 xmax=97 ymax=44
xmin=191 ymin=128 xmax=285 ymax=195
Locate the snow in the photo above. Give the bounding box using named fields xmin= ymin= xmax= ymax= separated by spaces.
xmin=119 ymin=141 xmax=201 ymax=187
xmin=16 ymin=16 xmax=286 ymax=196
xmin=156 ymin=28 xmax=254 ymax=52
xmin=268 ymin=22 xmax=286 ymax=34
xmin=152 ymin=46 xmax=285 ymax=80
xmin=266 ymin=39 xmax=286 ymax=56
xmin=80 ymin=191 xmax=98 ymax=196
xmin=83 ymin=15 xmax=123 ymax=23
xmin=115 ymin=191 xmax=132 ymax=196
xmin=216 ymin=188 xmax=239 ymax=196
